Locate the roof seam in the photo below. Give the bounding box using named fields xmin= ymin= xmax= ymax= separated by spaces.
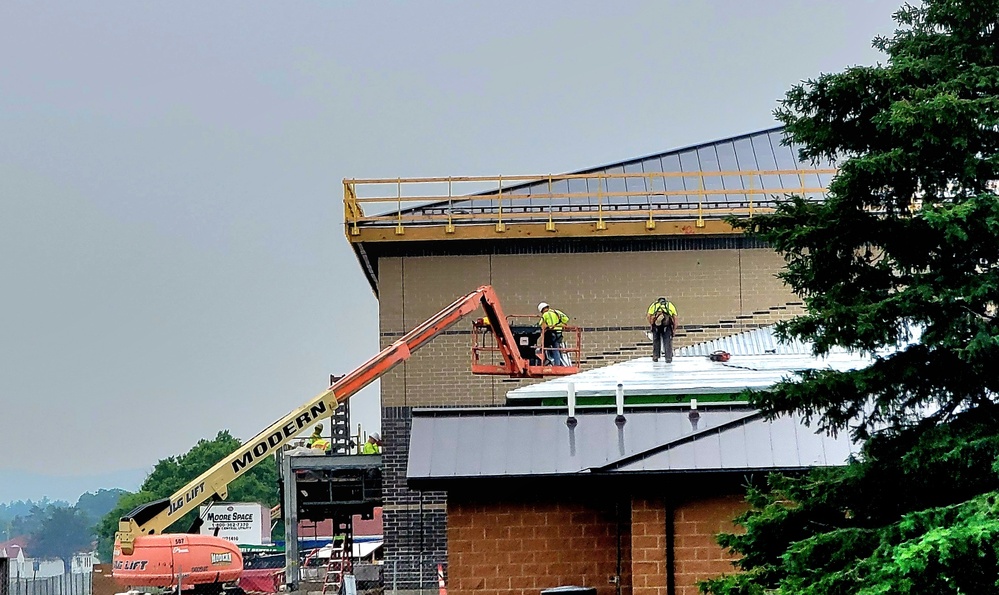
xmin=588 ymin=410 xmax=765 ymax=472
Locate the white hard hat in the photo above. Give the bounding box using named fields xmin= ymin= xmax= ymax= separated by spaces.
xmin=538 ymin=302 xmax=549 ymax=312
xmin=371 ymin=432 xmax=381 ymax=441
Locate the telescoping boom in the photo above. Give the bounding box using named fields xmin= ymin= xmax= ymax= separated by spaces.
xmin=113 ymin=285 xmax=575 ymax=591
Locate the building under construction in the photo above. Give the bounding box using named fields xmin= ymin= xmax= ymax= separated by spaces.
xmin=343 ymin=127 xmax=838 ymax=595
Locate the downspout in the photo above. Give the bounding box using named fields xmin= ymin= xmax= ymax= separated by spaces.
xmin=616 ymin=499 xmax=623 ymax=595
xmin=665 ymin=495 xmax=676 ymax=595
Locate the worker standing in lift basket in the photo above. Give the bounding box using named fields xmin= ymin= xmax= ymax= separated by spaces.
xmin=538 ymin=302 xmax=568 ymax=366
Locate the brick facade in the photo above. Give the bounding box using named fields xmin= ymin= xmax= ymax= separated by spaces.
xmin=374 ymin=238 xmax=796 ymax=592
xmin=632 ymin=497 xmax=667 ymax=595
xmin=448 ymin=493 xmax=627 ymax=595
xmin=443 ymin=488 xmax=748 ymax=595
xmin=378 ymin=243 xmax=797 ymax=410
xmin=382 ymin=406 xmax=447 ymax=590
xmin=673 ymin=496 xmax=748 ymax=595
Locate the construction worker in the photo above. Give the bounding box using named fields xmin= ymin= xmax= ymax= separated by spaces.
xmin=647 ymin=297 xmax=678 ymax=363
xmin=538 ymin=302 xmax=567 ymax=366
xmin=362 ymin=432 xmax=382 ymax=454
xmin=308 ymin=424 xmax=324 ymax=447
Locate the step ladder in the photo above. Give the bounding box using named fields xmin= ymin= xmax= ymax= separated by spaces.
xmin=321 ymin=539 xmax=351 ymax=595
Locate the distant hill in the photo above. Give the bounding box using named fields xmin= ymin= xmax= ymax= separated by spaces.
xmin=0 ymin=468 xmax=146 ymax=506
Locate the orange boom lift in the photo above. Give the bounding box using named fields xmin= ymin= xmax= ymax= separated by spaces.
xmin=113 ymin=285 xmax=580 ymax=593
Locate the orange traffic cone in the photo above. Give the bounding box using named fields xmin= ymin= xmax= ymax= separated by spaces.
xmin=437 ymin=564 xmax=447 ymax=595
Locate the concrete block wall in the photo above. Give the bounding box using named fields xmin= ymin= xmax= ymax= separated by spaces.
xmin=631 ymin=497 xmax=668 ymax=595
xmin=448 ymin=495 xmax=628 ymax=595
xmin=672 ymin=495 xmax=748 ymax=595
xmin=444 ymin=491 xmax=748 ymax=595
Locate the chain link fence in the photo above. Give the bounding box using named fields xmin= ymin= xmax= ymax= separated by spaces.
xmin=5 ymin=573 xmax=92 ymax=595
xmin=383 ymin=555 xmax=447 ymax=595
xmin=300 ymin=561 xmax=384 ymax=595
xmin=298 ymin=556 xmax=446 ymax=595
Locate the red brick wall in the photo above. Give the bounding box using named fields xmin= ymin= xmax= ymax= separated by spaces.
xmin=631 ymin=497 xmax=667 ymax=595
xmin=448 ymin=496 xmax=628 ymax=595
xmin=672 ymin=495 xmax=748 ymax=595
xmin=446 ymin=492 xmax=749 ymax=595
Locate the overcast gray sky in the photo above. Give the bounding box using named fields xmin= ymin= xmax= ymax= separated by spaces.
xmin=0 ymin=0 xmax=900 ymax=502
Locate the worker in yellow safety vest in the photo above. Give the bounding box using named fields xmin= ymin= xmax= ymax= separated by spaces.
xmin=307 ymin=424 xmax=331 ymax=451
xmin=308 ymin=424 xmax=324 ymax=446
xmin=647 ymin=297 xmax=678 ymax=363
xmin=538 ymin=302 xmax=568 ymax=366
xmin=362 ymin=432 xmax=382 ymax=454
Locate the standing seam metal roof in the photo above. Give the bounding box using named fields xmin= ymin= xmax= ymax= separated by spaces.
xmin=406 ymin=325 xmax=897 ymax=482
xmin=396 ymin=127 xmax=838 ymax=219
xmin=506 ymin=325 xmax=919 ymax=401
xmin=407 ymin=407 xmax=857 ymax=480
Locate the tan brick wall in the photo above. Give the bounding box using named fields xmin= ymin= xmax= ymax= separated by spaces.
xmin=379 ymin=248 xmax=798 ymax=407
xmin=448 ymin=496 xmax=627 ymax=595
xmin=631 ymin=497 xmax=667 ymax=595
xmin=673 ymin=495 xmax=748 ymax=595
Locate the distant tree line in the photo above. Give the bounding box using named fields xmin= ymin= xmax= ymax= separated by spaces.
xmin=0 ymin=490 xmax=123 ymax=570
xmin=3 ymin=431 xmax=279 ymax=569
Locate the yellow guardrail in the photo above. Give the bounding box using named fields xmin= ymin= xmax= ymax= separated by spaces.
xmin=344 ymin=169 xmax=836 ymax=241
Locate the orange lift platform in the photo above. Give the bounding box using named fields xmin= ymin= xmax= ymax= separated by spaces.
xmin=472 ymin=314 xmax=581 ymax=377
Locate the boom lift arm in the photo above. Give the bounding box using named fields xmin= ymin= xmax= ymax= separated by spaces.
xmin=116 ymin=285 xmax=530 ymax=555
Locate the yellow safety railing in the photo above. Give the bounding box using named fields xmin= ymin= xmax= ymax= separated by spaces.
xmin=343 ymin=168 xmax=836 ymax=240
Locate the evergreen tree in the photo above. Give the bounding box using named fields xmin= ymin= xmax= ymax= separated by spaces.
xmin=703 ymin=1 xmax=999 ymax=593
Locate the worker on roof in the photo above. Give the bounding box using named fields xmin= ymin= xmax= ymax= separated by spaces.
xmin=538 ymin=302 xmax=569 ymax=367
xmin=362 ymin=432 xmax=382 ymax=454
xmin=647 ymin=296 xmax=678 ymax=363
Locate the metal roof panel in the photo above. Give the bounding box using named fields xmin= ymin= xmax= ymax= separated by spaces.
xmin=508 ymin=325 xmax=919 ymax=402
xmin=391 ymin=128 xmax=838 ymax=220
xmin=407 ymin=408 xmax=860 ymax=480
xmin=769 ymin=416 xmax=804 ymax=468
xmin=743 ymin=418 xmax=776 ymax=468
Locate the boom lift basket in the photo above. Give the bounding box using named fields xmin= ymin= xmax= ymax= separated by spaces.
xmin=472 ymin=315 xmax=582 ymax=376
